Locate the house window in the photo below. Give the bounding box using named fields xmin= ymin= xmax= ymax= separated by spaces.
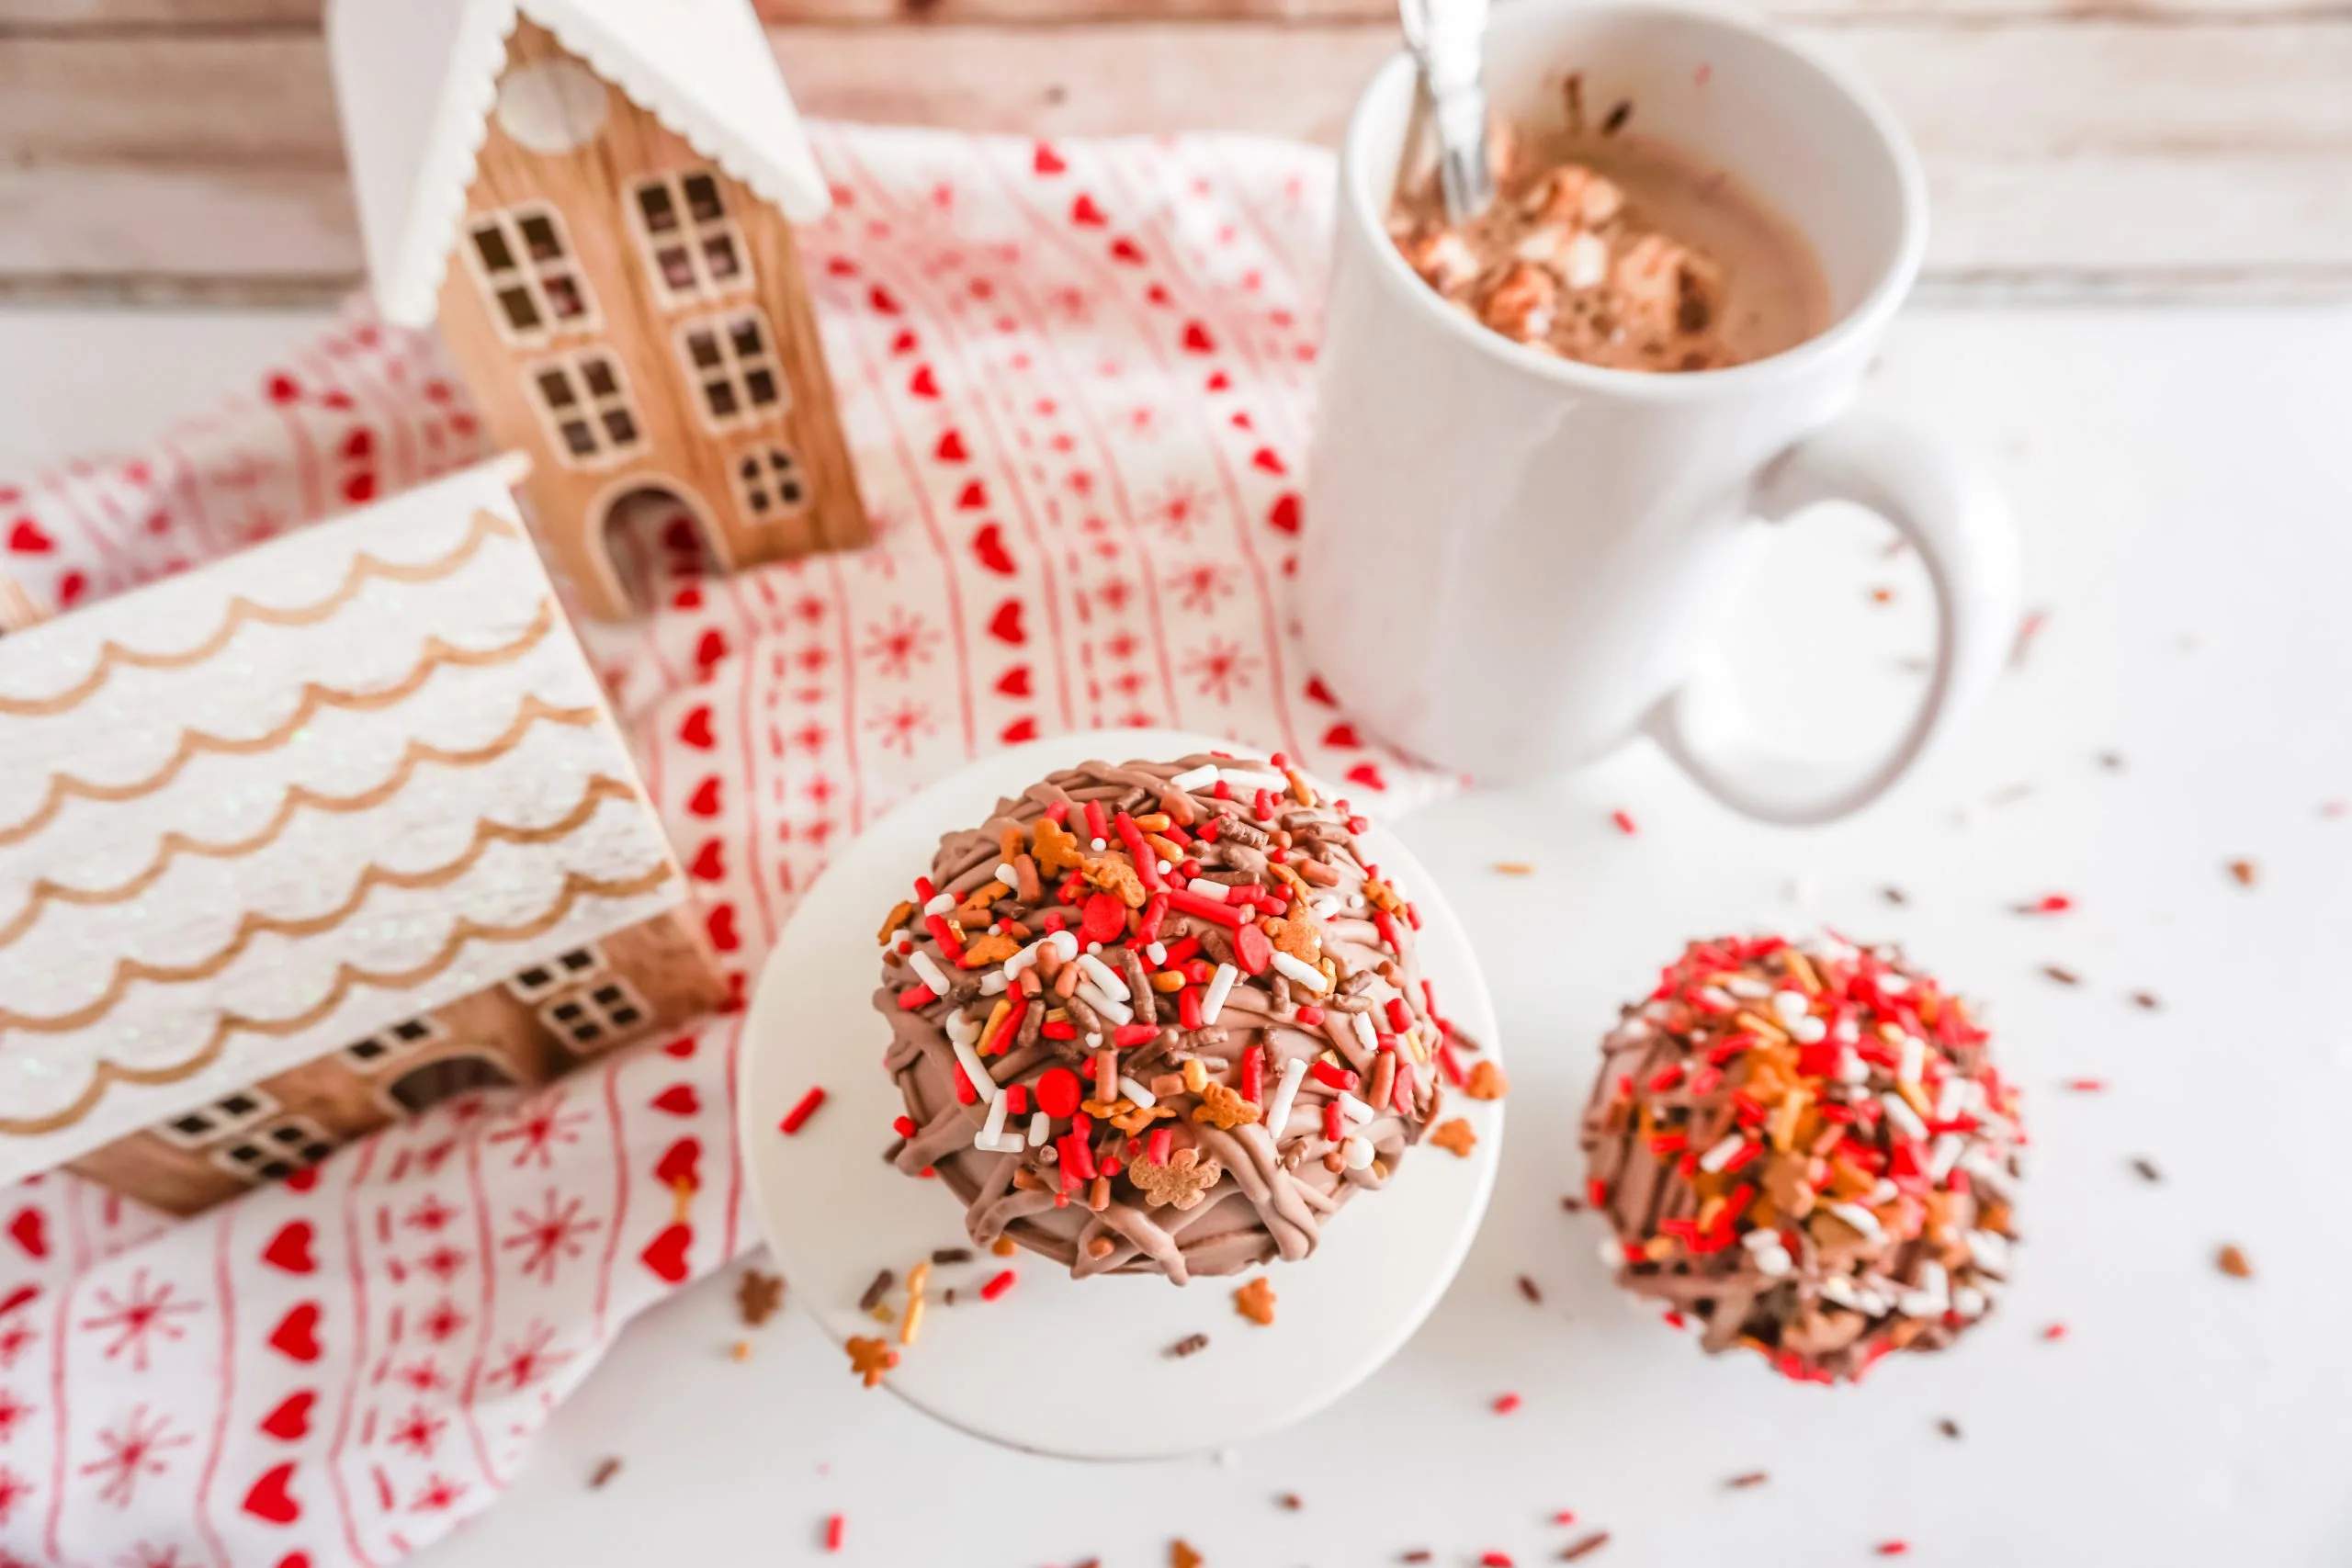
xmin=630 ymin=170 xmax=752 ymax=305
xmin=505 ymin=945 xmax=604 ymax=1004
xmin=733 ymin=446 xmax=808 ymax=523
xmin=343 ymin=1013 xmax=443 ymax=1074
xmin=211 ymin=1116 xmax=338 ymax=1185
xmin=526 ymin=351 xmax=644 ymax=468
xmin=676 ymin=310 xmax=788 ymax=432
xmin=466 ymin=204 xmax=594 ymax=343
xmin=540 ymin=977 xmax=652 ymax=1054
xmin=154 ymin=1087 xmax=281 ymax=1149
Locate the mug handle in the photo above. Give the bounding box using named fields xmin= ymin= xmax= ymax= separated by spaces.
xmin=1644 ymin=413 xmax=2021 ymax=825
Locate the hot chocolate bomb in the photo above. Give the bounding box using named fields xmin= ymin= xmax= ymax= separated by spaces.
xmin=877 ymin=755 xmax=1458 ymax=1283
xmin=1582 ymin=934 xmax=2023 ymax=1382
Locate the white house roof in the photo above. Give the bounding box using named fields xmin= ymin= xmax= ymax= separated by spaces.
xmin=0 ymin=461 xmax=687 ymax=1184
xmin=326 ymin=0 xmax=833 ymax=327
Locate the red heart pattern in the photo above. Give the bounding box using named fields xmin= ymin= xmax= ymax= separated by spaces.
xmin=6 ymin=1208 xmax=46 ymax=1259
xmin=678 ymin=705 xmax=716 ymax=749
xmin=706 ymin=903 xmax=741 ymax=953
xmin=686 ymin=777 xmax=723 ymax=818
xmin=1267 ymin=493 xmax=1302 ymax=535
xmin=909 ymin=366 xmax=941 ymax=399
xmin=1001 ymin=716 xmax=1039 ymax=745
xmin=651 ymin=1085 xmax=700 ymax=1118
xmin=1034 ymin=141 xmax=1067 ymax=175
xmin=1322 ymin=722 xmax=1362 ymax=748
xmin=1070 ymin=194 xmax=1107 ymax=227
xmin=690 ymin=839 xmax=726 ymax=881
xmin=262 ymin=1220 xmax=316 ymax=1275
xmin=989 ymin=599 xmax=1026 ymax=645
xmin=935 ymin=430 xmax=969 ymax=462
xmin=6 ymin=520 xmax=53 ymax=556
xmin=971 ymin=524 xmax=1015 ymax=575
xmin=654 ymin=1137 xmax=703 ymax=1191
xmin=259 ymin=1390 xmax=316 ymax=1443
xmin=995 ymin=665 xmax=1032 ymax=697
xmin=243 ymin=1461 xmax=302 ymax=1524
xmin=640 ymin=1224 xmax=693 ymax=1284
xmin=267 ymin=1303 xmax=322 ymax=1362
xmin=1181 ymin=322 xmax=1216 ymax=354
xmin=1110 ymin=237 xmax=1146 ymax=265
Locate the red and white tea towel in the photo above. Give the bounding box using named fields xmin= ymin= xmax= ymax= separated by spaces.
xmin=0 ymin=124 xmax=1453 ymax=1567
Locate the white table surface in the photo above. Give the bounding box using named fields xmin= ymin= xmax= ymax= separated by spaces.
xmin=5 ymin=304 xmax=2349 ymax=1567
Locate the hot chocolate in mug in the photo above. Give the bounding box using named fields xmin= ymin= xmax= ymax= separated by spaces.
xmin=1300 ymin=0 xmax=2018 ymax=823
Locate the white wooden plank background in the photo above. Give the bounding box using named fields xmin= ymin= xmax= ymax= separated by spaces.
xmin=0 ymin=0 xmax=2346 ymax=299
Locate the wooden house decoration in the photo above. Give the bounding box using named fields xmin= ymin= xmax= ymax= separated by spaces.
xmin=0 ymin=574 xmax=38 ymax=636
xmin=0 ymin=459 xmax=725 ymax=1215
xmin=325 ymin=0 xmax=870 ymax=621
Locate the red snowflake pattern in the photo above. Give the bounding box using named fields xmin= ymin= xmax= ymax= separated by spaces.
xmin=394 ymin=1359 xmax=446 ymax=1393
xmin=0 ymin=1388 xmax=32 ymax=1441
xmin=488 ymin=1092 xmax=589 ymax=1170
xmin=0 ymin=1465 xmax=29 ymax=1525
xmin=1182 ymin=637 xmax=1259 ymax=705
xmin=387 ymin=1404 xmax=447 ymax=1459
xmin=417 ymin=1300 xmax=468 ymax=1345
xmin=418 ymin=1245 xmax=468 ymax=1282
xmin=0 ymin=1322 xmax=35 ymax=1371
xmin=402 ymin=1195 xmax=458 ymax=1234
xmin=501 ymin=1190 xmax=599 ymax=1285
xmin=485 ymin=1321 xmax=572 ymax=1394
xmin=114 ymin=1542 xmax=189 ymax=1568
xmin=860 ymin=606 xmax=939 ymax=681
xmin=409 ymin=1473 xmax=466 ymax=1514
xmin=1145 ymin=479 xmax=1211 ymax=539
xmin=80 ymin=1404 xmax=189 ymax=1509
xmin=80 ymin=1270 xmax=201 ymax=1373
xmin=869 ymin=700 xmax=935 ymax=757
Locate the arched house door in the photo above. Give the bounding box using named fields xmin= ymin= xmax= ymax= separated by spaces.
xmin=588 ymin=474 xmax=732 ymax=616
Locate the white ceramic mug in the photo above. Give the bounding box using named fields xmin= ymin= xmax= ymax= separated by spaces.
xmin=1301 ymin=1 xmax=2018 ymax=823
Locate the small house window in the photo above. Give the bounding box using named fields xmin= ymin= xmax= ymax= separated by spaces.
xmin=382 ymin=1053 xmax=517 ymax=1117
xmin=629 ymin=170 xmax=752 ymax=305
xmin=211 ymin=1116 xmax=338 ymax=1185
xmin=466 ymin=204 xmax=594 ymax=344
xmin=343 ymin=1013 xmax=443 ymax=1073
xmin=154 ymin=1087 xmax=281 ymax=1149
xmin=526 ymin=350 xmax=645 ymax=468
xmin=733 ymin=446 xmax=808 ymax=523
xmin=540 ymin=976 xmax=652 ymax=1054
xmin=505 ymin=945 xmax=604 ymax=1004
xmin=677 ymin=310 xmax=789 ymax=432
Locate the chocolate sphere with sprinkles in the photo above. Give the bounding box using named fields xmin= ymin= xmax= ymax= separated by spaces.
xmin=1580 ymin=934 xmax=2022 ymax=1383
xmin=875 ymin=754 xmax=1464 ymax=1283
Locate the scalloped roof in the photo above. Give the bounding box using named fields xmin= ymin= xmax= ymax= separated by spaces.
xmin=326 ymin=0 xmax=832 ymax=328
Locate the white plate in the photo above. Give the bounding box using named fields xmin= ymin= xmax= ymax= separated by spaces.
xmin=738 ymin=729 xmax=1502 ymax=1460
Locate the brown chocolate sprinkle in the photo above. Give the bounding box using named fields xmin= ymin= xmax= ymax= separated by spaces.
xmin=931 ymin=1247 xmax=973 ymax=1266
xmin=737 ymin=1269 xmax=785 ymax=1327
xmin=1561 ymin=1530 xmax=1613 ymax=1560
xmin=2098 ymin=750 xmax=2125 ymax=771
xmin=729 ymin=1339 xmax=752 ymax=1362
xmin=1277 ymin=1493 xmax=1303 ymax=1511
xmin=1870 ymin=587 xmax=1894 ymax=605
xmin=2217 ymin=1244 xmax=2254 ymax=1279
xmin=1518 ymin=1275 xmax=1544 ymax=1304
xmin=1559 ymin=1195 xmax=1584 ymax=1213
xmin=1882 ymin=886 xmax=1907 ymax=906
xmin=1727 ymin=1471 xmax=1769 ymax=1489
xmin=2041 ymin=964 xmax=2080 ymax=987
xmin=2131 ymin=991 xmax=2162 ymax=1011
xmin=588 ymin=1457 xmax=622 ymax=1489
xmin=1400 ymin=1553 xmax=1434 ymax=1564
xmin=1495 ymin=862 xmax=1537 ymax=876
xmin=2227 ymin=859 xmax=2257 ymax=887
xmin=856 ymin=1269 xmax=893 ymax=1314
xmin=2131 ymin=1157 xmax=2164 ymax=1183
xmin=1938 ymin=1417 xmax=1963 ymax=1440
xmin=1600 ymin=99 xmax=1633 ymax=134
xmin=1168 ymin=1332 xmax=1210 ymax=1359
xmin=1170 ymin=1540 xmax=1203 ymax=1568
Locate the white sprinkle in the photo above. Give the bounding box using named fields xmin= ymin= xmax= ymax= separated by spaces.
xmin=1828 ymin=1201 xmax=1884 ymax=1242
xmin=1790 ymin=1014 xmax=1828 ymax=1044
xmin=1928 ymin=1134 xmax=1965 ymax=1182
xmin=1337 ymin=1091 xmax=1374 ymax=1126
xmin=1820 ymin=1275 xmax=1861 ymax=1309
xmin=923 ymin=892 xmax=956 ymax=917
xmin=1741 ymin=1227 xmax=1781 ymax=1254
xmin=1726 ymin=976 xmax=1771 ymax=1000
xmin=1185 ymin=877 xmax=1230 ymax=903
xmin=1157 ymin=861 xmax=1174 ymax=876
xmin=1169 ymin=762 xmax=1220 ymax=791
xmin=1027 ymin=1111 xmax=1051 ymax=1147
xmin=1077 ymin=953 xmax=1126 ymax=997
xmin=992 ymin=863 xmax=1017 ymax=886
xmin=1882 ymin=1092 xmax=1929 ymax=1142
xmin=1599 ymin=1236 xmax=1628 ymax=1268
xmin=1699 ymin=986 xmax=1736 ymax=1011
xmin=1698 ymin=1134 xmax=1746 ymax=1174
xmin=1752 ymin=1244 xmax=1793 ymax=1279
xmin=945 ymin=1010 xmax=979 ymax=1048
xmin=1077 ymin=981 xmax=1133 ymax=1025
xmin=1086 ymin=941 xmax=1102 ymax=955
xmin=1562 ymin=230 xmax=1609 ymax=290
xmin=1272 ymin=951 xmax=1331 ymax=993
xmin=1145 ymin=942 xmax=1167 ymax=965
xmin=1832 ymin=1016 xmax=1860 ymax=1044
xmin=1201 ymin=962 xmax=1239 ymax=1025
xmin=952 ymin=1036 xmax=996 ymax=1098
xmin=1118 ymin=1076 xmax=1157 ymax=1109
xmin=1867 ymin=1178 xmax=1899 ymax=1206
xmin=908 ymin=950 xmax=952 ymax=995
xmin=1837 ymin=1046 xmax=1870 ymax=1084
xmin=1771 ymin=990 xmax=1811 ymax=1025
xmin=1342 ymin=1135 xmax=1375 ymax=1169
xmin=978 ymin=1087 xmax=1011 ymax=1145
xmin=1038 ymin=1143 xmax=1058 ymax=1164
xmin=1263 ymin=1057 xmax=1307 ymax=1140
xmin=1951 ymin=1285 xmax=1987 ymax=1318
xmin=1351 ymin=1010 xmax=1380 ymax=1055
xmin=1084 ymin=1032 xmax=1102 ymax=1049
xmin=1216 ymin=769 xmax=1287 ymax=795
xmin=1966 ymin=1229 xmax=2010 ymax=1271
xmin=1879 ymin=973 xmax=1912 ymax=993
xmin=1935 ymin=1076 xmax=1966 ymax=1122
xmin=978 ymin=970 xmax=1009 ymax=996
xmin=1091 ymin=837 xmax=1107 ymax=852
xmin=1898 ymin=1034 xmax=1926 ymax=1085
xmin=1310 ymin=895 xmax=1342 ymax=919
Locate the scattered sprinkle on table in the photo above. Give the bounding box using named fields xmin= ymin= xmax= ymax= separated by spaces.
xmin=1167 ymin=1332 xmax=1210 ymax=1359
xmin=2042 ymin=964 xmax=2081 ymax=986
xmin=1430 ymin=1117 xmax=1477 ymax=1157
xmin=857 ymin=1269 xmax=893 ymax=1314
xmin=1400 ymin=1552 xmax=1433 ymax=1564
xmin=778 ymin=1086 xmax=828 ymax=1135
xmin=1558 ymin=1195 xmax=1584 ymax=1213
xmin=2132 ymin=1157 xmax=2163 ymax=1183
xmin=2227 ymin=858 xmax=2257 ymax=886
xmin=2098 ymin=750 xmax=2126 ymax=770
xmin=1277 ymin=1493 xmax=1303 ymax=1511
xmin=1938 ymin=1417 xmax=1963 ymax=1440
xmin=1610 ymin=809 xmax=1638 ymax=835
xmin=2131 ymin=990 xmax=2162 ymax=1010
xmin=2042 ymin=1322 xmax=2069 ymax=1341
xmin=2217 ymin=1244 xmax=2254 ymax=1279
xmin=1551 ymin=1511 xmax=1577 ymax=1526
xmin=1882 ymin=886 xmax=1907 ymax=906
xmin=1170 ymin=1539 xmax=1203 ymax=1568
xmin=979 ymin=1269 xmax=1016 ymax=1303
xmin=1727 ymin=1472 xmax=1769 ymax=1489
xmin=991 ymin=1236 xmax=1017 ymax=1258
xmin=1492 ymin=1392 xmax=1522 ymax=1414
xmin=1464 ymin=1060 xmax=1510 ymax=1100
xmin=1870 ymin=586 xmax=1894 ymax=605
xmin=1874 ymin=1542 xmax=1910 ymax=1558
xmin=737 ymin=1269 xmax=785 ymax=1326
xmin=1517 ymin=1275 xmax=1544 ymax=1303
xmin=931 ymin=1247 xmax=972 ymax=1265
xmin=1233 ymin=1275 xmax=1277 ymax=1326
xmin=1560 ymin=1531 xmax=1612 ymax=1561
xmin=845 ymin=1336 xmax=898 ymax=1387
xmin=2021 ymin=892 xmax=2073 ymax=914
xmin=1495 ymin=861 xmax=1536 ymax=875
xmin=729 ymin=1338 xmax=752 ymax=1361
xmin=588 ymin=1457 xmax=621 ymax=1489
xmin=822 ymin=1513 xmax=845 ymax=1552
xmin=2067 ymin=1077 xmax=2107 ymax=1092
xmin=1477 ymin=1552 xmax=1514 ymax=1567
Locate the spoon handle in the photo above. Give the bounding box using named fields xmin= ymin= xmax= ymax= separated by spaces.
xmin=1398 ymin=0 xmax=1494 ymax=223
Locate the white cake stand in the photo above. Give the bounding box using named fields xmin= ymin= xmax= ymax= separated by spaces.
xmin=737 ymin=729 xmax=1502 ymax=1460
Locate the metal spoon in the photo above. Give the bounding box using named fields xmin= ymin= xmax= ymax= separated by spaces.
xmin=1397 ymin=0 xmax=1494 ymax=224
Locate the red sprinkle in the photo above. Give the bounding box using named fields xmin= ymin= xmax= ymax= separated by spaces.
xmin=1611 ymin=808 xmax=1637 ymax=835
xmin=1178 ymin=986 xmax=1204 ymax=1031
xmin=1167 ymin=886 xmax=1244 ymax=928
xmin=891 ymin=1114 xmax=915 ymax=1138
xmin=2042 ymin=1322 xmax=2068 ymax=1341
xmin=1324 ymin=1100 xmax=1345 ymax=1142
xmin=1148 ymin=1125 xmax=1173 ymax=1166
xmin=1241 ymin=1045 xmax=1265 ymax=1105
xmin=1308 ymin=1061 xmax=1358 ymax=1091
xmin=1552 ymin=1511 xmax=1577 ymax=1526
xmin=897 ymin=984 xmax=937 ymax=1010
xmin=1005 ymin=1085 xmax=1028 ymax=1117
xmin=1083 ymin=799 xmax=1108 ymax=847
xmin=1385 ymin=996 xmax=1412 ymax=1032
xmin=1080 ymin=893 xmax=1125 ymax=943
xmin=1136 ymin=890 xmax=1171 ymax=945
xmin=1478 ymin=1554 xmax=1514 ymax=1568
xmin=1875 ymin=1543 xmax=1909 ymax=1558
xmin=953 ymin=1065 xmax=978 ymax=1106
xmin=2027 ymin=892 xmax=2074 ymax=914
xmin=1296 ymin=1004 xmax=1324 ymax=1025
xmin=923 ymin=912 xmax=965 ymax=961
xmin=778 ymin=1087 xmax=827 ymax=1135
xmin=1491 ymin=1393 xmax=1521 ymax=1414
xmin=979 ymin=1269 xmax=1015 ymax=1303
xmin=824 ymin=1514 xmax=845 ymax=1552
xmin=1114 ymin=1022 xmax=1159 ymax=1047
xmin=1035 ymin=1066 xmax=1082 ymax=1118
xmin=1232 ymin=919 xmax=1272 ymax=975
xmin=2067 ymin=1077 xmax=2106 ymax=1092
